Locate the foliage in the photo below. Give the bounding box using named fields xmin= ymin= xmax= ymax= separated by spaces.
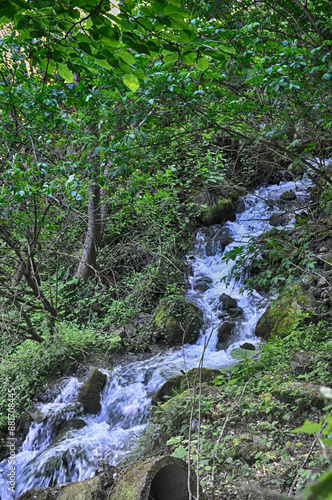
xmin=0 ymin=322 xmax=120 ymax=429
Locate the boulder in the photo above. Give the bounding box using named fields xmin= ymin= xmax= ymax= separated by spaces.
xmin=236 ymin=196 xmax=246 ymax=213
xmin=193 ymin=276 xmax=213 ymax=293
xmin=152 ymin=368 xmax=221 ymax=405
xmin=193 ymin=188 xmax=238 ymax=227
xmin=231 ymin=434 xmax=264 ymax=465
xmin=219 ymin=294 xmax=243 ymax=317
xmin=280 ymin=190 xmax=296 ymax=201
xmin=179 ymin=368 xmax=221 ymax=392
xmin=269 ymin=213 xmax=289 ymax=227
xmin=77 ymin=369 xmax=107 ymax=414
xmin=240 ymin=343 xmax=256 ymax=351
xmin=289 ymin=351 xmax=316 ymax=376
xmin=254 ymin=305 xmax=275 ymax=339
xmin=255 ymin=288 xmax=310 ymax=339
xmin=17 ymin=466 xmax=114 ymax=500
xmin=151 ymin=375 xmax=183 ymax=405
xmin=217 ymin=223 xmax=234 ymax=247
xmin=273 ymin=382 xmax=326 ymax=412
xmin=217 ymin=321 xmax=236 ymax=343
xmin=55 ymin=418 xmax=87 ymax=442
xmin=153 ymin=298 xmax=203 ymax=345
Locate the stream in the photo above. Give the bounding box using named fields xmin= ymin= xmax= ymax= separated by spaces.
xmin=0 ymin=177 xmax=312 ymax=499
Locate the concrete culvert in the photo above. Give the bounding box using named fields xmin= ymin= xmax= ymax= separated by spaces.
xmin=111 ymin=455 xmax=205 ymax=500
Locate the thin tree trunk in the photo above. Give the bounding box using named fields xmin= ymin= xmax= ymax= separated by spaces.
xmin=76 ymin=172 xmax=101 ymax=280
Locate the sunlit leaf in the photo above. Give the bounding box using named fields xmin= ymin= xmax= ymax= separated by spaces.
xmin=57 ymin=63 xmax=74 ymax=83
xmin=291 ymin=420 xmax=322 ymax=434
xmin=122 ymin=73 xmax=140 ymax=92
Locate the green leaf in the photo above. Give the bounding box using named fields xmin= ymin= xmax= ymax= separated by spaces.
xmin=138 ymin=17 xmax=154 ymax=31
xmin=122 ymin=73 xmax=140 ymax=92
xmin=230 ymin=348 xmax=255 ymax=361
xmin=182 ymin=51 xmax=196 ymax=65
xmin=170 ymin=16 xmax=188 ymax=30
xmin=291 ymin=420 xmax=322 ymax=434
xmin=116 ymin=50 xmax=136 ymax=65
xmin=305 ymin=470 xmax=332 ymax=499
xmin=195 ymin=56 xmax=209 ymax=71
xmin=163 ymin=52 xmax=179 ymax=64
xmin=94 ymin=59 xmax=113 ymax=70
xmin=172 ymin=445 xmax=187 ymax=459
xmin=57 ymin=63 xmax=74 ymax=83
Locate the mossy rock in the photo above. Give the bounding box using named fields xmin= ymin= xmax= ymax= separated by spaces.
xmin=153 ymin=297 xmax=203 ymax=345
xmin=152 ymin=368 xmax=221 ymax=405
xmin=58 ymin=476 xmax=101 ymax=500
xmin=179 ymin=368 xmax=221 ymax=392
xmin=273 ymin=382 xmax=326 ymax=412
xmin=255 ymin=287 xmax=310 ymax=339
xmin=17 ymin=488 xmax=58 ymax=500
xmin=198 ymin=199 xmax=237 ymax=226
xmin=151 ymin=375 xmax=183 ymax=405
xmin=231 ymin=434 xmax=264 ymax=465
xmin=193 ymin=188 xmax=238 ymax=227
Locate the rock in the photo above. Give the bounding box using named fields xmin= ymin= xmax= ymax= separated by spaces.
xmin=77 ymin=369 xmax=107 ymax=414
xmin=217 ymin=321 xmax=236 ymax=343
xmin=58 ymin=476 xmax=102 ymax=500
xmin=115 ymin=323 xmax=138 ymax=339
xmin=193 ymin=276 xmax=213 ymax=293
xmin=95 ymin=461 xmax=117 ymax=490
xmin=236 ymin=196 xmax=246 ymax=213
xmin=255 ymin=288 xmax=310 ymax=339
xmin=199 ymin=200 xmax=236 ymax=226
xmin=273 ymin=382 xmax=325 ymax=412
xmin=217 ymin=222 xmax=235 ymax=247
xmin=289 ymin=351 xmax=316 ymax=376
xmin=219 ymin=294 xmax=243 ymax=317
xmin=231 ymin=434 xmax=264 ymax=465
xmin=255 ymin=305 xmax=274 ymax=339
xmin=55 ymin=418 xmax=87 ymax=442
xmin=179 ymin=368 xmax=221 ymax=392
xmin=17 ymin=487 xmax=59 ymax=500
xmin=111 ymin=455 xmax=205 ymax=500
xmin=269 ymin=213 xmax=289 ymax=227
xmin=240 ymin=343 xmax=256 ymax=351
xmin=280 ymin=190 xmax=296 ymax=201
xmin=28 ymin=406 xmax=47 ymax=424
xmin=152 ymin=368 xmax=221 ymax=405
xmin=193 ymin=188 xmax=238 ymax=227
xmin=153 ymin=298 xmax=203 ymax=345
xmin=152 ymin=375 xmax=183 ymax=405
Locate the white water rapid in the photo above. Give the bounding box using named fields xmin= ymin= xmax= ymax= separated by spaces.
xmin=0 ymin=178 xmax=312 ymax=499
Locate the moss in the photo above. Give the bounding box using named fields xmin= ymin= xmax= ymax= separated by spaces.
xmin=58 ymin=477 xmax=101 ymax=500
xmin=199 ymin=198 xmax=236 ymax=226
xmin=153 ymin=297 xmax=203 ymax=345
xmin=255 ymin=286 xmax=311 ymax=339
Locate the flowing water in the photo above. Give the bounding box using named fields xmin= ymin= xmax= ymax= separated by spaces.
xmin=0 ymin=178 xmax=312 ymax=499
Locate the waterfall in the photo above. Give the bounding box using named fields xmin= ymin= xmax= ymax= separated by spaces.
xmin=0 ymin=177 xmax=312 ymax=499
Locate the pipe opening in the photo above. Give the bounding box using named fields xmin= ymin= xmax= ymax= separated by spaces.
xmin=148 ymin=465 xmax=192 ymax=500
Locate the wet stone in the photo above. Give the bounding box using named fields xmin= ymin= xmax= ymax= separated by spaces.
xmin=269 ymin=212 xmax=289 ymax=227
xmin=219 ymin=294 xmax=243 ymax=317
xmin=193 ymin=276 xmax=213 ymax=293
xmin=217 ymin=322 xmax=236 ymax=343
xmin=280 ymin=190 xmax=296 ymax=201
xmin=240 ymin=343 xmax=256 ymax=351
xmin=77 ymin=369 xmax=107 ymax=415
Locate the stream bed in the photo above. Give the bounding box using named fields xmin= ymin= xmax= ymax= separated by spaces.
xmin=0 ymin=177 xmax=312 ymax=499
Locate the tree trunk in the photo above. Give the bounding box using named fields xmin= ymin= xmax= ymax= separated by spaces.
xmin=76 ymin=172 xmax=102 ymax=280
